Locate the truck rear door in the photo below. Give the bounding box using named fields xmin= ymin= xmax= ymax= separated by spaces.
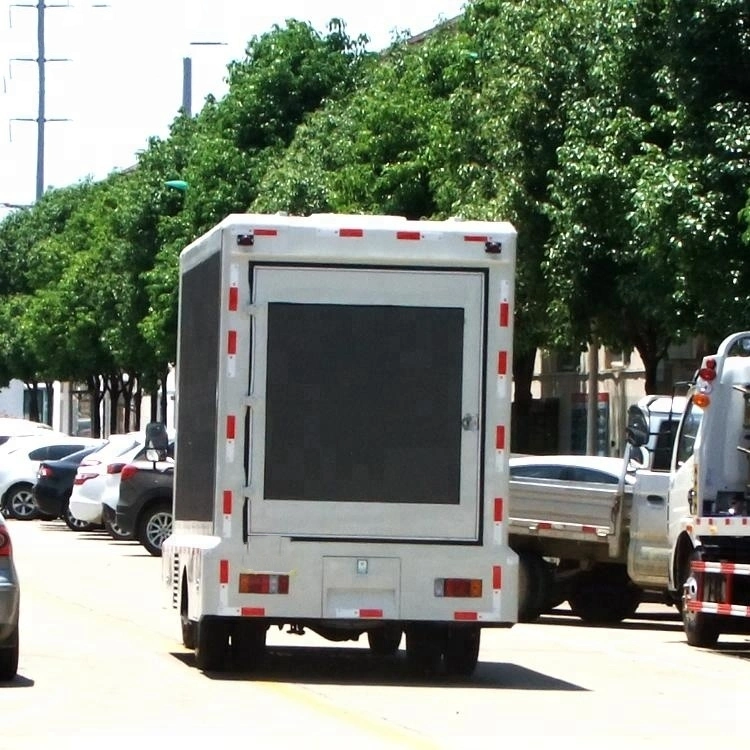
xmin=245 ymin=264 xmax=486 ymax=542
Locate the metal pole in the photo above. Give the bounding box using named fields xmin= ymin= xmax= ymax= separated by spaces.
xmin=36 ymin=0 xmax=45 ymax=200
xmin=182 ymin=56 xmax=192 ymax=117
xmin=586 ymin=337 xmax=599 ymax=455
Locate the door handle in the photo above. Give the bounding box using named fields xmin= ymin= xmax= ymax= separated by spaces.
xmin=646 ymin=494 xmax=665 ymax=505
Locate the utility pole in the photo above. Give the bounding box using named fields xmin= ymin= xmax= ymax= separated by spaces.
xmin=10 ymin=1 xmax=70 ymax=201
xmin=182 ymin=41 xmax=227 ymax=117
xmin=9 ymin=2 xmax=107 ymax=202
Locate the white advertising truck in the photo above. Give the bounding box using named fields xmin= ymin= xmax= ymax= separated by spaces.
xmin=160 ymin=213 xmax=519 ymax=675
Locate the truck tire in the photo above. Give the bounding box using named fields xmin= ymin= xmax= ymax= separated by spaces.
xmin=367 ymin=626 xmax=402 ymax=656
xmin=180 ymin=579 xmax=196 ymax=650
xmin=137 ymin=501 xmax=172 ymax=556
xmin=518 ymin=552 xmax=549 ymax=622
xmin=443 ymin=625 xmax=480 ymax=677
xmin=195 ymin=617 xmax=229 ymax=672
xmin=568 ymin=566 xmax=641 ymax=624
xmin=405 ymin=625 xmax=444 ymax=676
xmin=682 ymin=550 xmax=721 ymax=648
xmin=5 ymin=484 xmax=38 ymax=520
xmin=231 ymin=621 xmax=267 ymax=671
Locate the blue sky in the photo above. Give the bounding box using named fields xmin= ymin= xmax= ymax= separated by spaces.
xmin=0 ymin=0 xmax=465 ymax=217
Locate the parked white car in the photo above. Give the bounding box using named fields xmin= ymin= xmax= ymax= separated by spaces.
xmin=0 ymin=434 xmax=104 ymax=519
xmin=0 ymin=418 xmax=54 ymax=449
xmin=68 ymin=433 xmax=149 ymax=537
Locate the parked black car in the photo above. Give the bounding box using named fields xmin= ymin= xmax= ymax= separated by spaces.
xmin=115 ymin=444 xmax=174 ymax=556
xmin=33 ymin=445 xmax=103 ymax=529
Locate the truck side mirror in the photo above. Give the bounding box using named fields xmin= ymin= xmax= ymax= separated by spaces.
xmin=145 ymin=422 xmax=169 ymax=463
xmin=626 ymin=425 xmax=649 ymax=448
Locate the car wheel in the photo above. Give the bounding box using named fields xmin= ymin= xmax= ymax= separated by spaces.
xmin=5 ymin=484 xmax=39 ymax=520
xmin=104 ymin=518 xmax=134 ymax=541
xmin=138 ymin=501 xmax=172 ymax=556
xmin=62 ymin=503 xmax=98 ymax=532
xmin=0 ymin=625 xmax=19 ymax=681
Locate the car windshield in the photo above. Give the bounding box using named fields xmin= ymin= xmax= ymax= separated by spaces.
xmin=86 ymin=434 xmax=142 ymax=462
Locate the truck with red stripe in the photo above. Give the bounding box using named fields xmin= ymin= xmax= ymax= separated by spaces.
xmin=667 ymin=331 xmax=750 ymax=646
xmin=160 ymin=213 xmax=519 ymax=674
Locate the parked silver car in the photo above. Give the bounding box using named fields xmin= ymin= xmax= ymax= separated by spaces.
xmin=0 ymin=515 xmax=19 ymax=679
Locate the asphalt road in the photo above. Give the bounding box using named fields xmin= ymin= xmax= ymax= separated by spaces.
xmin=3 ymin=518 xmax=748 ymax=749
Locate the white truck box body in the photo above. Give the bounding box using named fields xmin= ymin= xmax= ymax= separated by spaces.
xmin=163 ymin=214 xmax=519 ymax=639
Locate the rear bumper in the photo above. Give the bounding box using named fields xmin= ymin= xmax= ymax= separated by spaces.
xmin=32 ymin=487 xmax=66 ymax=517
xmin=68 ymin=496 xmax=102 ymax=523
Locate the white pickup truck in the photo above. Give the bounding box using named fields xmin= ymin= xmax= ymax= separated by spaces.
xmin=510 ymin=395 xmax=686 ymax=623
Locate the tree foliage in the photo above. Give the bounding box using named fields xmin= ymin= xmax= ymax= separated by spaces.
xmin=1 ymin=3 xmax=750 ymax=425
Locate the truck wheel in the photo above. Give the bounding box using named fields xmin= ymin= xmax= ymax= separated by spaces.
xmin=5 ymin=484 xmax=38 ymax=520
xmin=231 ymin=621 xmax=267 ymax=671
xmin=682 ymin=550 xmax=721 ymax=648
xmin=180 ymin=579 xmax=196 ymax=650
xmin=195 ymin=617 xmax=229 ymax=671
xmin=518 ymin=552 xmax=548 ymax=622
xmin=568 ymin=566 xmax=641 ymax=624
xmin=405 ymin=625 xmax=444 ymax=676
xmin=443 ymin=626 xmax=480 ymax=677
xmin=137 ymin=501 xmax=172 ymax=556
xmin=367 ymin=626 xmax=402 ymax=656
xmin=0 ymin=625 xmax=19 ymax=681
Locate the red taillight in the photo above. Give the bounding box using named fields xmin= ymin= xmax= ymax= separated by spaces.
xmin=434 ymin=578 xmax=483 ymax=598
xmin=73 ymin=473 xmax=98 ymax=486
xmin=38 ymin=466 xmax=54 ymax=479
xmin=107 ymin=462 xmax=127 ymax=475
xmin=238 ymin=573 xmax=290 ymax=595
xmin=0 ymin=527 xmax=12 ymax=557
xmin=120 ymin=464 xmax=139 ymax=482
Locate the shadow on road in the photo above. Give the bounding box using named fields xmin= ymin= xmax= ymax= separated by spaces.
xmin=0 ymin=674 xmax=34 ymax=689
xmin=537 ymin=607 xmax=683 ymax=633
xmin=170 ymin=646 xmax=587 ymax=691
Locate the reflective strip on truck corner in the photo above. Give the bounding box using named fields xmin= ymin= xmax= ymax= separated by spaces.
xmin=226 ymin=415 xmax=236 ymax=462
xmin=227 ymin=330 xmax=237 ymax=378
xmin=454 ymin=565 xmax=502 ymax=621
xmin=495 ymin=425 xmax=506 ymax=472
xmin=222 ymin=490 xmax=233 ymax=537
xmin=493 ymin=498 xmax=504 ymax=544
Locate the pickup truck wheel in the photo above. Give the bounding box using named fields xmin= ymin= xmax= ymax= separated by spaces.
xmin=443 ymin=626 xmax=480 ymax=677
xmin=5 ymin=484 xmax=38 ymax=520
xmin=0 ymin=625 xmax=19 ymax=681
xmin=367 ymin=626 xmax=402 ymax=656
xmin=568 ymin=567 xmax=641 ymax=624
xmin=63 ymin=503 xmax=98 ymax=532
xmin=137 ymin=501 xmax=172 ymax=556
xmin=231 ymin=622 xmax=267 ymax=671
xmin=518 ymin=553 xmax=548 ymax=622
xmin=405 ymin=625 xmax=444 ymax=676
xmin=195 ymin=617 xmax=229 ymax=672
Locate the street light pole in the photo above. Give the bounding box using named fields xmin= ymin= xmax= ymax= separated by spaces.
xmin=181 ymin=41 xmax=227 ymax=117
